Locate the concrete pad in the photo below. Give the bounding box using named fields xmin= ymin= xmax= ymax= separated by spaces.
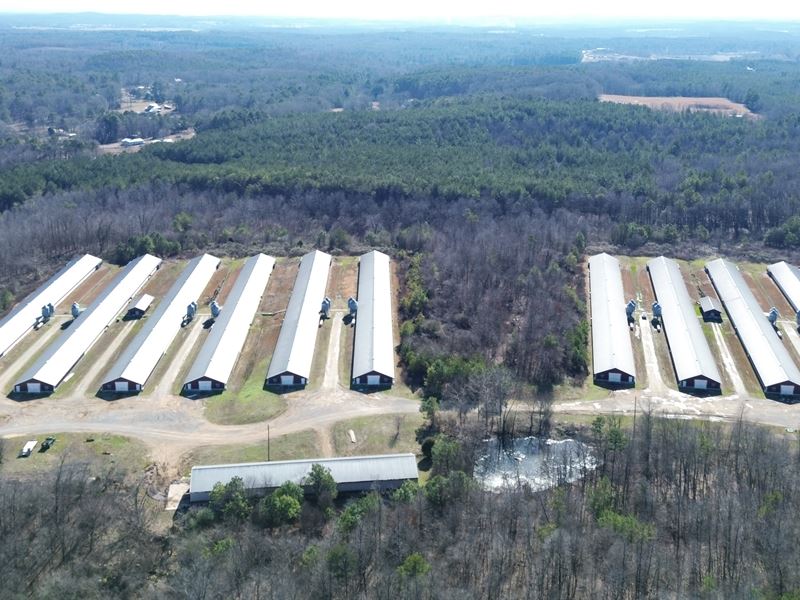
xmin=166 ymin=483 xmax=189 ymax=510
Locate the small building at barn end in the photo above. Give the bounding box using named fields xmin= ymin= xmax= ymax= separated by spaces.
xmin=699 ymin=296 xmax=723 ymax=322
xmin=126 ymin=294 xmax=154 ymax=319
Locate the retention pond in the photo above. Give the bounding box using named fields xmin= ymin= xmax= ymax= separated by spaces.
xmin=474 ymin=436 xmax=596 ymax=492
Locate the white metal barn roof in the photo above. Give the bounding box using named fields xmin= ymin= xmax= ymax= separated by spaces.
xmin=647 ymin=257 xmax=722 ymax=385
xmin=15 ymin=254 xmax=162 ymax=389
xmin=0 ymin=254 xmax=102 ymax=357
xmin=352 ymin=250 xmax=395 ymax=381
xmin=267 ymin=250 xmax=331 ymax=381
xmin=185 ymin=253 xmax=275 ymax=388
xmin=190 ymin=453 xmax=418 ymax=500
xmin=588 ymin=253 xmax=636 ymax=379
xmin=706 ymin=258 xmax=800 ymax=389
xmin=102 ymin=254 xmax=220 ymax=389
xmin=768 ymin=261 xmax=800 ymax=312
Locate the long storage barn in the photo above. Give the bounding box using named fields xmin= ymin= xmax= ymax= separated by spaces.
xmin=588 ymin=253 xmax=636 ymax=386
xmin=0 ymin=254 xmax=102 ymax=358
xmin=768 ymin=261 xmax=800 ymax=313
xmin=647 ymin=257 xmax=722 ymax=392
xmin=100 ymin=254 xmax=220 ymax=393
xmin=184 ymin=254 xmax=275 ymax=392
xmin=14 ymin=254 xmax=162 ymax=394
xmin=706 ymin=258 xmax=800 ymax=398
xmin=189 ymin=453 xmax=419 ymax=503
xmin=267 ymin=250 xmax=331 ymax=387
xmin=352 ymin=250 xmax=395 ymax=387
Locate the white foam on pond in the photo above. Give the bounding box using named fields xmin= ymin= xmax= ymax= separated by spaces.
xmin=474 ymin=436 xmax=597 ymax=492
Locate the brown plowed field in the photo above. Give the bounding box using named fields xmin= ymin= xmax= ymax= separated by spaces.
xmin=599 ymin=94 xmax=757 ymax=119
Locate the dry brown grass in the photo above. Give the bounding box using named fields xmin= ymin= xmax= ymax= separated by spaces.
xmin=599 ymin=94 xmax=758 ymax=119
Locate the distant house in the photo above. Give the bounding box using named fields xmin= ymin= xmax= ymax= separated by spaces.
xmin=126 ymin=294 xmax=154 ymax=319
xmin=699 ymin=296 xmax=723 ymax=322
xmin=121 ymin=138 xmax=145 ymax=147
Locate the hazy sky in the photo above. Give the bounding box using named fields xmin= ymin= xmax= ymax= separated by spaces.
xmin=1 ymin=0 xmax=799 ymax=22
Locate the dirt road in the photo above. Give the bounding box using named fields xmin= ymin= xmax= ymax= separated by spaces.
xmin=0 ymin=389 xmax=418 ymax=464
xmin=555 ymin=386 xmax=800 ymax=430
xmin=153 ymin=317 xmax=203 ymax=398
xmin=638 ymin=314 xmax=668 ymax=396
xmin=323 ymin=312 xmax=344 ymax=390
xmin=710 ymin=322 xmax=748 ymax=397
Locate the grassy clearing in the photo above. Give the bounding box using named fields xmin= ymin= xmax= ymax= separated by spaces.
xmin=652 ymin=326 xmax=678 ymax=389
xmin=339 ymin=318 xmax=354 ymax=388
xmin=204 ymin=356 xmax=286 ymax=425
xmin=332 ymin=413 xmax=424 ymax=457
xmin=170 ymin=322 xmax=211 ymax=396
xmin=0 ymin=433 xmax=150 ymax=476
xmin=700 ymin=320 xmax=735 ymax=395
xmin=180 ymin=429 xmax=320 ymax=475
xmin=554 ymin=378 xmax=614 ymax=402
xmin=388 ymin=381 xmax=421 ymax=401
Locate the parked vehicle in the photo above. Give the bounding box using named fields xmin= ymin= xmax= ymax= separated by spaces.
xmin=40 ymin=436 xmax=56 ymax=451
xmin=19 ymin=440 xmax=37 ymax=457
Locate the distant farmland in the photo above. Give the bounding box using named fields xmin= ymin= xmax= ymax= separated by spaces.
xmin=599 ymin=94 xmax=757 ymax=119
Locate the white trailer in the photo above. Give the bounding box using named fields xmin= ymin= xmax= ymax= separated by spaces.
xmin=20 ymin=440 xmax=37 ymax=457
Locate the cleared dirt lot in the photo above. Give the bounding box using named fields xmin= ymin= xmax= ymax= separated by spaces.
xmin=96 ymin=128 xmax=196 ymax=155
xmin=599 ymin=94 xmax=758 ymax=119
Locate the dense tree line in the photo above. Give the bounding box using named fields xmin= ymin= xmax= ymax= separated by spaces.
xmin=3 ymin=415 xmax=800 ymax=598
xmin=6 ymin=95 xmax=800 ymax=246
xmin=4 ymin=18 xmax=800 ymax=132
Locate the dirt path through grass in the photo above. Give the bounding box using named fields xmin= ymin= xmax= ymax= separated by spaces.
xmin=323 ymin=311 xmax=344 ymax=390
xmin=710 ymin=322 xmax=748 ymax=397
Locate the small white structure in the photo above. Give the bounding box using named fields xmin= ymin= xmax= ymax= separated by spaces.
xmin=121 ymin=137 xmax=145 ymax=147
xmin=20 ymin=440 xmax=37 ymax=457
